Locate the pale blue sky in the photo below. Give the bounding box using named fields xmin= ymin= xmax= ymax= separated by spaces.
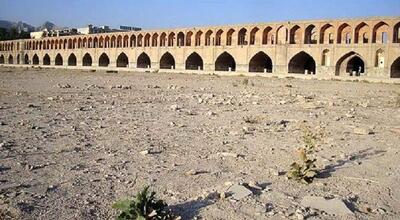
xmin=0 ymin=0 xmax=399 ymax=29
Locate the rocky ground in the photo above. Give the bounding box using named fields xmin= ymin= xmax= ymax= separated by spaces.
xmin=0 ymin=66 xmax=399 ymax=220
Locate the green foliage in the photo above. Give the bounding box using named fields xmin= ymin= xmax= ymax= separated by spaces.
xmin=287 ymin=126 xmax=324 ymax=184
xmin=287 ymin=149 xmax=318 ymax=184
xmin=113 ymin=186 xmax=175 ymax=220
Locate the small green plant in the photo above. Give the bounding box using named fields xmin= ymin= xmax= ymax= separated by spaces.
xmin=113 ymin=186 xmax=175 ymax=220
xmin=287 ymin=149 xmax=318 ymax=184
xmin=287 ymin=125 xmax=323 ymax=184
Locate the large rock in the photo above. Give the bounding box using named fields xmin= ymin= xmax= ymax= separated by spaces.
xmin=301 ymin=196 xmax=353 ymax=215
xmin=227 ymin=184 xmax=253 ymax=200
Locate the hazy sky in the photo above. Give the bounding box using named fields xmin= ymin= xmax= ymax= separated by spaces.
xmin=0 ymin=0 xmax=399 ymax=29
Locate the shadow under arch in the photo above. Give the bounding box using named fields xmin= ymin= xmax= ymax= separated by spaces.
xmin=335 ymin=52 xmax=366 ymax=76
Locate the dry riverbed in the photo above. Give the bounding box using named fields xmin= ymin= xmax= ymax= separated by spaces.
xmin=0 ymin=67 xmax=399 ymax=219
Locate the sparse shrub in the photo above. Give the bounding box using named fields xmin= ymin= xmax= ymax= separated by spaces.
xmin=287 ymin=149 xmax=318 ymax=184
xmin=287 ymin=125 xmax=323 ymax=184
xmin=113 ymin=186 xmax=176 ymax=220
xmin=242 ymin=78 xmax=249 ymax=86
xmin=243 ymin=115 xmax=263 ymax=124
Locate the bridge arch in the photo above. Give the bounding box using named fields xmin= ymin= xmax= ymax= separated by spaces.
xmin=215 ymin=52 xmax=236 ymax=71
xmin=8 ymin=55 xmax=13 ymax=64
xmin=55 ymin=54 xmax=63 ymax=66
xmin=185 ymin=52 xmax=203 ymax=70
xmin=43 ymin=54 xmax=50 ymax=65
xmin=68 ymin=53 xmax=77 ymax=66
xmin=160 ymin=52 xmax=175 ymax=69
xmin=249 ymin=51 xmax=273 ymax=73
xmin=82 ymin=53 xmax=92 ymax=66
xmin=288 ymin=51 xmax=316 ymax=74
xmin=137 ymin=52 xmax=151 ymax=68
xmin=0 ymin=55 xmax=4 ymax=64
xmin=32 ymin=54 xmax=39 ymax=65
xmin=99 ymin=53 xmax=110 ymax=67
xmin=116 ymin=52 xmax=129 ymax=67
xmin=335 ymin=52 xmax=366 ymax=76
xmin=391 ymin=57 xmax=400 ymax=78
xmin=24 ymin=54 xmax=29 ymax=64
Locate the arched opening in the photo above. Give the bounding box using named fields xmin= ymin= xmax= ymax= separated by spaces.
xmin=304 ymin=25 xmax=317 ymax=44
xmin=68 ymin=53 xmax=77 ymax=66
xmin=390 ymin=57 xmax=400 ymax=78
xmin=93 ymin=37 xmax=98 ymax=48
xmin=130 ymin=35 xmax=136 ymax=47
xmin=82 ymin=53 xmax=92 ymax=66
xmin=185 ymin=52 xmax=203 ymax=70
xmin=249 ymin=52 xmax=273 ymax=73
xmin=346 ymin=57 xmax=365 ymax=76
xmin=32 ymin=54 xmax=39 ymax=65
xmin=160 ymin=52 xmax=175 ymax=69
xmin=123 ymin=35 xmax=129 ymax=47
xmin=24 ymin=54 xmax=29 ymax=64
xmin=276 ymin=26 xmax=288 ymax=44
xmin=99 ymin=53 xmax=110 ymax=67
xmin=393 ymin=22 xmax=400 ymax=43
xmin=55 ymin=54 xmax=63 ymax=66
xmin=262 ymin=27 xmax=273 ymax=44
xmin=137 ymin=53 xmax=151 ymax=68
xmin=238 ymin=28 xmax=247 ymax=45
xmin=335 ymin=52 xmax=365 ymax=76
xmin=16 ymin=54 xmax=20 ymax=64
xmin=8 ymin=55 xmax=13 ymax=64
xmin=375 ymin=49 xmax=384 ymax=68
xmin=195 ymin=31 xmax=203 ymax=46
xmin=215 ymin=30 xmax=223 ymax=46
xmin=373 ymin=22 xmax=389 ymax=43
xmin=321 ymin=49 xmax=330 ymax=66
xmin=177 ymin=32 xmax=185 ymax=47
xmin=160 ymin=33 xmax=167 ymax=47
xmin=186 ymin=31 xmax=193 ymax=46
xmin=111 ymin=36 xmax=116 ymax=48
xmin=226 ymin=29 xmax=235 ymax=46
xmin=168 ymin=33 xmax=175 ymax=47
xmin=137 ymin=34 xmax=143 ymax=47
xmin=0 ymin=55 xmax=4 ymax=64
xmin=117 ymin=35 xmax=123 ymax=47
xmin=205 ymin=30 xmax=213 ymax=46
xmin=43 ymin=54 xmax=50 ymax=65
xmin=250 ymin=27 xmax=259 ymax=45
xmin=290 ymin=25 xmax=301 ymax=44
xmin=215 ymin=52 xmax=236 ymax=71
xmin=152 ymin=33 xmax=159 ymax=47
xmin=116 ymin=53 xmax=129 ymax=67
xmin=355 ymin=22 xmax=369 ymax=44
xmin=288 ymin=52 xmax=316 ymax=74
xmin=144 ymin=34 xmax=151 ymax=47
xmin=337 ymin=23 xmax=352 ymax=44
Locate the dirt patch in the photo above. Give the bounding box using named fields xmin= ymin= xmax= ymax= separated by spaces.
xmin=0 ymin=67 xmax=399 ymax=219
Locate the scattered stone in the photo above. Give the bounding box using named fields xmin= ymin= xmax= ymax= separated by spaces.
xmin=140 ymin=150 xmax=150 ymax=155
xmin=247 ymin=181 xmax=262 ymax=190
xmin=170 ymin=104 xmax=180 ymax=111
xmin=185 ymin=169 xmax=198 ymax=176
xmin=57 ymin=83 xmax=71 ymax=88
xmin=353 ymin=127 xmax=374 ymax=135
xmin=375 ymin=208 xmax=386 ymax=215
xmin=300 ymin=196 xmax=353 ymax=215
xmin=227 ymin=184 xmax=253 ymax=200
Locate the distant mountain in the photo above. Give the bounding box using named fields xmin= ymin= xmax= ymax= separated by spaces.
xmin=0 ymin=20 xmax=35 ymax=32
xmin=0 ymin=20 xmax=67 ymax=32
xmin=36 ymin=21 xmax=58 ymax=31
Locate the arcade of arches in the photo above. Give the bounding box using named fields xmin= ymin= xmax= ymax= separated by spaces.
xmin=0 ymin=17 xmax=400 ymax=79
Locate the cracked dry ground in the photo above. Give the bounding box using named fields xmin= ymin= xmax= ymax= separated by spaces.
xmin=0 ymin=67 xmax=399 ymax=220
